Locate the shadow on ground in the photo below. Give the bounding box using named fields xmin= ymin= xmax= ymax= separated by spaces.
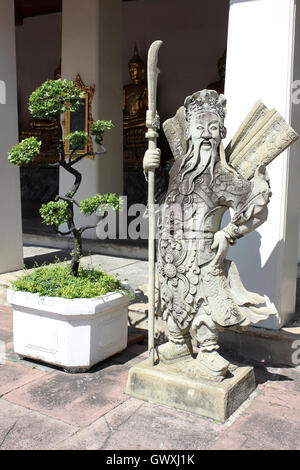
xmin=23 ymin=248 xmax=72 ymax=269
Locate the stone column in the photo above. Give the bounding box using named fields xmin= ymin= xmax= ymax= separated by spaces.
xmin=0 ymin=0 xmax=23 ymax=274
xmin=225 ymin=0 xmax=300 ymax=328
xmin=60 ymin=0 xmax=123 ymax=238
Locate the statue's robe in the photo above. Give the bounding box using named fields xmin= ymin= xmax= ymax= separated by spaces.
xmin=156 ymin=155 xmax=277 ymax=331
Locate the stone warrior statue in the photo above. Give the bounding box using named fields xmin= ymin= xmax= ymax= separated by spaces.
xmin=143 ymin=89 xmax=292 ymax=381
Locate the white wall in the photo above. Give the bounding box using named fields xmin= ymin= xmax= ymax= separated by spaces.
xmin=225 ymin=0 xmax=300 ymax=327
xmin=291 ymin=1 xmax=300 ymax=266
xmin=0 ymin=0 xmax=23 ymax=273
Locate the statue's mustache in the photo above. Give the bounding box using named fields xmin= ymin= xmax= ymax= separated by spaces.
xmin=200 ymin=138 xmax=214 ymax=146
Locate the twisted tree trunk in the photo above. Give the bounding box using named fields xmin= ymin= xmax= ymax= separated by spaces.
xmin=55 ymin=116 xmax=84 ymax=277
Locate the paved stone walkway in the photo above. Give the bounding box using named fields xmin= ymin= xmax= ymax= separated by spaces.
xmin=0 ymin=247 xmax=300 ymax=450
xmin=1 ymin=303 xmax=300 ymax=450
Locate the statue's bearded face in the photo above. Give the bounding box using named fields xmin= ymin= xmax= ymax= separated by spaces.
xmin=179 ymin=100 xmax=227 ymax=185
xmin=189 ymin=112 xmax=221 ymax=149
xmin=178 ymin=111 xmax=222 ymax=183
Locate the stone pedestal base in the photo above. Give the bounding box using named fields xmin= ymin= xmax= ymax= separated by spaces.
xmin=126 ymin=359 xmax=255 ymax=423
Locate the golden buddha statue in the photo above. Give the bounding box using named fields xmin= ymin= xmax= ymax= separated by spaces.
xmin=123 ymin=45 xmax=148 ymax=129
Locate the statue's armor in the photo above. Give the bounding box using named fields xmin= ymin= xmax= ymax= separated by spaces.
xmin=157 ymin=156 xmax=268 ymax=331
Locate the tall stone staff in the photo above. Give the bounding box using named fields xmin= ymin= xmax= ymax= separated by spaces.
xmin=145 ymin=40 xmax=163 ymax=365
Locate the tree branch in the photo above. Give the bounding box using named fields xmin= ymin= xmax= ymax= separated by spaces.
xmin=55 ymin=115 xmax=65 ymax=162
xmin=56 ymin=195 xmax=80 ymax=208
xmin=68 ymin=145 xmax=82 ymax=164
xmin=79 ymin=225 xmax=98 ymax=234
xmin=59 ymin=157 xmax=82 ymax=198
xmin=70 ymin=150 xmax=106 ymax=167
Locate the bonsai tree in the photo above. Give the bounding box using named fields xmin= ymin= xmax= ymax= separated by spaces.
xmin=8 ymin=79 xmax=120 ymax=277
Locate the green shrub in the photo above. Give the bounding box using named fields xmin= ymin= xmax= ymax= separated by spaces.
xmin=8 ymin=137 xmax=41 ymax=166
xmin=91 ymin=120 xmax=114 ymax=144
xmin=80 ymin=192 xmax=121 ymax=216
xmin=29 ymin=79 xmax=84 ymax=119
xmin=40 ymin=200 xmax=70 ymax=226
xmin=12 ymin=262 xmax=131 ymax=299
xmin=64 ymin=131 xmax=89 ymax=152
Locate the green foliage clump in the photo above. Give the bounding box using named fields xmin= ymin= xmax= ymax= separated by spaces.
xmin=12 ymin=262 xmax=129 ymax=299
xmin=64 ymin=131 xmax=89 ymax=151
xmin=40 ymin=200 xmax=70 ymax=226
xmin=80 ymin=192 xmax=121 ymax=216
xmin=8 ymin=137 xmax=41 ymax=166
xmin=29 ymin=79 xmax=85 ymax=120
xmin=91 ymin=120 xmax=114 ymax=144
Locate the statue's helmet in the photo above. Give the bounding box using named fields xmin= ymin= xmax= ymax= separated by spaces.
xmin=184 ymin=89 xmax=227 ymax=139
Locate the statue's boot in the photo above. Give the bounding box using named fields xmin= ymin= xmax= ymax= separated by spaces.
xmin=193 ymin=321 xmax=230 ymax=380
xmin=158 ymin=340 xmax=193 ymax=364
xmin=158 ymin=315 xmax=193 ymax=364
xmin=195 ymin=350 xmax=230 ymax=380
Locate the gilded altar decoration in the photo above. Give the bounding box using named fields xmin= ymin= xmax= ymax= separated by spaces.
xmin=62 ymin=74 xmax=95 ymax=160
xmin=123 ymin=45 xmax=148 ymax=171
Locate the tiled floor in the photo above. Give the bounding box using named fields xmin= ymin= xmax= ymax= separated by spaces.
xmin=0 ymin=304 xmax=300 ymax=450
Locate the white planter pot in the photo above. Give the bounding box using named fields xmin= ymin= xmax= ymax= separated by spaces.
xmin=7 ymin=288 xmax=132 ymax=372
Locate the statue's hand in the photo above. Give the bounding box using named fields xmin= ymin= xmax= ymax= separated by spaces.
xmin=253 ymin=164 xmax=271 ymax=200
xmin=143 ymin=148 xmax=161 ymax=173
xmin=211 ymin=230 xmax=229 ymax=266
xmin=255 ymin=164 xmax=269 ymax=182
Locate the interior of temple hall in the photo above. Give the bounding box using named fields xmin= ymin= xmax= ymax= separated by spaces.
xmin=14 ymin=0 xmax=229 ymax=234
